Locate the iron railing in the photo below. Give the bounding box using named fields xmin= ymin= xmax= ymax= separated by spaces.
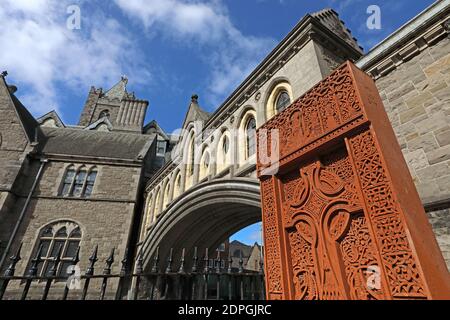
xmin=0 ymin=244 xmax=265 ymax=300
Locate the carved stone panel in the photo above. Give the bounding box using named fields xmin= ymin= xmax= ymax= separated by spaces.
xmin=257 ymin=61 xmax=450 ymax=300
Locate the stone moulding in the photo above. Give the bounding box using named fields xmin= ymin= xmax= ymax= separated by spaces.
xmin=257 ymin=61 xmax=450 ymax=300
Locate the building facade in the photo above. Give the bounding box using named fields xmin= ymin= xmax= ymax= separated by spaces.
xmin=0 ymin=1 xmax=449 ymax=299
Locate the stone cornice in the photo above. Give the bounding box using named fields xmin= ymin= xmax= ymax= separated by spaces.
xmin=356 ymin=0 xmax=450 ymax=79
xmin=203 ymin=15 xmax=362 ymax=134
xmin=33 ymin=154 xmax=144 ymax=167
xmin=143 ymin=14 xmax=363 ymax=192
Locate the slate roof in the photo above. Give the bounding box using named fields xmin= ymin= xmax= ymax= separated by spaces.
xmin=38 ymin=127 xmax=155 ymax=160
xmin=9 ymin=93 xmax=40 ymax=143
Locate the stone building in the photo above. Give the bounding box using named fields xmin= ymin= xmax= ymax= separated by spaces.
xmin=138 ymin=1 xmax=450 ymax=273
xmin=0 ymin=76 xmax=170 ymax=298
xmin=0 ymin=1 xmax=449 ymax=299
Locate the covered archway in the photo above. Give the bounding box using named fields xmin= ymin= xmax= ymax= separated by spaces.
xmin=140 ymin=178 xmax=261 ymax=271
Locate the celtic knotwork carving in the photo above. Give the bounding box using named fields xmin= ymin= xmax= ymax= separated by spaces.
xmin=260 ymin=177 xmax=283 ymax=296
xmin=349 ymin=130 xmax=426 ymax=299
xmin=258 ymin=62 xmax=449 ymax=300
xmin=257 ymin=63 xmax=364 ymax=174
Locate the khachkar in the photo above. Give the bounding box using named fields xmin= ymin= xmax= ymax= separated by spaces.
xmin=256 ymin=61 xmax=450 ymax=300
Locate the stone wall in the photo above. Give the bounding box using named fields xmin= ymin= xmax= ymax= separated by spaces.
xmin=0 ymin=158 xmax=142 ymax=297
xmin=374 ymin=37 xmax=450 ymax=268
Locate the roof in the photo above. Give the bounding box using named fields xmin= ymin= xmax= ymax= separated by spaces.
xmin=38 ymin=127 xmax=156 ymax=161
xmin=9 ymin=94 xmax=39 ymax=142
xmin=181 ymin=95 xmax=211 ymax=130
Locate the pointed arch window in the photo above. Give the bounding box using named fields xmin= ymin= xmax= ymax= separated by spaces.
xmin=188 ymin=133 xmax=195 ymax=176
xmin=29 ymin=221 xmax=82 ymax=280
xmin=246 ymin=117 xmax=257 ymax=158
xmin=72 ymin=168 xmax=87 ymax=197
xmin=84 ymin=169 xmax=97 ymax=197
xmin=61 ymin=166 xmax=76 ymax=196
xmin=59 ymin=165 xmax=97 ymax=198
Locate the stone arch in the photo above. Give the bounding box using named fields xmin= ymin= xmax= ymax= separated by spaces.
xmin=141 ymin=178 xmax=262 ymax=271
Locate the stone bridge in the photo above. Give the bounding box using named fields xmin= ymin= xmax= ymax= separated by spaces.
xmin=138 ymin=5 xmax=450 ymax=271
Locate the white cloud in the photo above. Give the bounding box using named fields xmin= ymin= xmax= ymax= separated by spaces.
xmin=0 ymin=0 xmax=149 ymax=117
xmin=115 ymin=0 xmax=275 ymax=108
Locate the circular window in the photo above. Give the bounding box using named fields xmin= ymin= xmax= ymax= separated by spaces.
xmin=275 ymin=91 xmax=291 ymax=113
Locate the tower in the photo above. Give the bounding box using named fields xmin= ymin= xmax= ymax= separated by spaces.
xmin=78 ymin=77 xmax=149 ymax=132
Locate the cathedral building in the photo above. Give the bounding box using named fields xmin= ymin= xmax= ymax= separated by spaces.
xmin=0 ymin=1 xmax=449 ymax=299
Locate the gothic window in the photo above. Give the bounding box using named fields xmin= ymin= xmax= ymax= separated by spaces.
xmin=223 ymin=136 xmax=230 ymax=155
xmin=60 ymin=166 xmax=76 ymax=196
xmin=72 ymin=168 xmax=87 ymax=197
xmin=275 ymin=90 xmax=291 ymax=113
xmin=199 ymin=150 xmax=210 ymax=181
xmin=173 ymin=173 xmax=182 ymax=199
xmin=83 ymin=169 xmax=97 ymax=197
xmin=99 ymin=110 xmax=110 ymax=120
xmin=59 ymin=165 xmax=97 ymax=198
xmin=188 ymin=133 xmax=195 ymax=176
xmin=246 ymin=117 xmax=256 ymax=158
xmin=30 ymin=221 xmax=82 ymax=280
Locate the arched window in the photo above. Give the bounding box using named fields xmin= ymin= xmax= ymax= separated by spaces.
xmin=99 ymin=110 xmax=110 ymax=120
xmin=163 ymin=182 xmax=171 ymax=210
xmin=60 ymin=166 xmax=76 ymax=196
xmin=59 ymin=165 xmax=97 ymax=198
xmin=199 ymin=150 xmax=210 ymax=181
xmin=173 ymin=173 xmax=182 ymax=199
xmin=84 ymin=168 xmax=97 ymax=197
xmin=30 ymin=221 xmax=82 ymax=279
xmin=223 ymin=136 xmax=229 ymax=155
xmin=217 ymin=131 xmax=231 ymax=174
xmin=72 ymin=168 xmax=87 ymax=197
xmin=154 ymin=189 xmax=161 ymax=218
xmin=245 ymin=117 xmax=256 ymax=158
xmin=188 ymin=133 xmax=195 ymax=176
xmin=144 ymin=195 xmax=154 ymax=229
xmin=275 ymin=90 xmax=291 ymax=113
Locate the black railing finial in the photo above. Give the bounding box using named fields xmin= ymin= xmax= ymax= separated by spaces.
xmin=151 ymin=247 xmax=159 ymax=273
xmin=86 ymin=245 xmax=98 ymax=276
xmin=204 ymin=248 xmax=209 ymax=273
xmin=104 ymin=248 xmax=115 ymax=275
xmin=136 ymin=249 xmax=144 ymax=275
xmin=165 ymin=248 xmax=173 ymax=273
xmin=4 ymin=243 xmax=22 ymax=277
xmin=238 ymin=250 xmax=244 ymax=273
xmin=191 ymin=247 xmax=198 ymax=273
xmin=29 ymin=244 xmax=44 ymax=276
xmin=215 ymin=249 xmax=221 ymax=273
xmin=178 ymin=248 xmax=186 ymax=274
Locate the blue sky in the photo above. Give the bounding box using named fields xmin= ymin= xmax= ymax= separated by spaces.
xmin=0 ymin=0 xmax=435 ymax=245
